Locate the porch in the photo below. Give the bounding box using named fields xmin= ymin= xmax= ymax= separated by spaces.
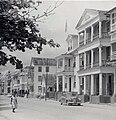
xmin=78 ymin=73 xmax=115 ymax=103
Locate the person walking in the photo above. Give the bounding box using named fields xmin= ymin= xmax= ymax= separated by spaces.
xmin=10 ymin=94 xmax=18 ymax=113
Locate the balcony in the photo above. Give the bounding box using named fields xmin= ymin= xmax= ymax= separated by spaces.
xmin=64 ymin=66 xmax=74 ymax=72
xmin=101 ymin=32 xmax=110 ymax=38
xmin=93 ymin=34 xmax=99 ymax=41
xmin=93 ymin=62 xmax=99 ymax=67
xmin=86 ymin=63 xmax=91 ymax=69
xmin=111 ymin=51 xmax=116 ymax=60
xmin=79 ymin=41 xmax=84 ymax=47
xmin=86 ymin=38 xmax=91 ymax=44
xmin=79 ymin=65 xmax=84 ymax=70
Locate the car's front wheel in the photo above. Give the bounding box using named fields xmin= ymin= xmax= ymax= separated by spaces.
xmin=77 ymin=103 xmax=81 ymax=106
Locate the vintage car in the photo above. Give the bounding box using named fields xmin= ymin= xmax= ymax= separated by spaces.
xmin=59 ymin=92 xmax=81 ymax=106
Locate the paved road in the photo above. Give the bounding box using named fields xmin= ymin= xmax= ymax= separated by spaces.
xmin=0 ymin=95 xmax=116 ymax=120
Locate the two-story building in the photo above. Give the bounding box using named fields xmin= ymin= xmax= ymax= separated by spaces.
xmin=56 ymin=34 xmax=78 ymax=99
xmin=30 ymin=57 xmax=57 ymax=97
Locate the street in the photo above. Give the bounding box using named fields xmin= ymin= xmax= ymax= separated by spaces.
xmin=0 ymin=95 xmax=116 ymax=120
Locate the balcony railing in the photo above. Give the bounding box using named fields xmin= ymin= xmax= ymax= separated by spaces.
xmin=93 ymin=34 xmax=99 ymax=41
xmin=112 ymin=51 xmax=116 ymax=55
xmin=102 ymin=59 xmax=111 ymax=66
xmin=101 ymin=32 xmax=110 ymax=38
xmin=86 ymin=38 xmax=91 ymax=44
xmin=86 ymin=63 xmax=91 ymax=69
xmin=93 ymin=62 xmax=99 ymax=67
xmin=79 ymin=65 xmax=84 ymax=70
xmin=64 ymin=66 xmax=74 ymax=72
xmin=111 ymin=51 xmax=116 ymax=60
xmin=79 ymin=41 xmax=84 ymax=47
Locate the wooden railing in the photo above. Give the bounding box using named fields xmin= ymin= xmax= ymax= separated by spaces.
xmin=86 ymin=63 xmax=91 ymax=69
xmin=79 ymin=65 xmax=84 ymax=70
xmin=93 ymin=34 xmax=99 ymax=41
xmin=86 ymin=38 xmax=91 ymax=44
xmin=101 ymin=32 xmax=110 ymax=38
xmin=79 ymin=41 xmax=84 ymax=47
xmin=64 ymin=66 xmax=74 ymax=72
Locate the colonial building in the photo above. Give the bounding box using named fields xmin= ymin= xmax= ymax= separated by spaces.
xmin=30 ymin=57 xmax=57 ymax=97
xmin=56 ymin=9 xmax=116 ymax=103
xmin=76 ymin=9 xmax=115 ymax=103
xmin=106 ymin=7 xmax=116 ymax=102
xmin=56 ymin=34 xmax=78 ymax=93
xmin=107 ymin=7 xmax=116 ymax=61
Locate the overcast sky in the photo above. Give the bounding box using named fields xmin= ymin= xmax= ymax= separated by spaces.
xmin=0 ymin=0 xmax=116 ymax=73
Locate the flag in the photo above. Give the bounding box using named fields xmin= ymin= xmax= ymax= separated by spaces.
xmin=65 ymin=20 xmax=68 ymax=33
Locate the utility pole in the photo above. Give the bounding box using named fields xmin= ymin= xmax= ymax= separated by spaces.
xmin=45 ymin=58 xmax=48 ymax=101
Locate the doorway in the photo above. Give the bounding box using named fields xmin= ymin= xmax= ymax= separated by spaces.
xmin=69 ymin=77 xmax=71 ymax=92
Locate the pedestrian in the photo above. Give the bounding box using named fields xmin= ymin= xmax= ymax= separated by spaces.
xmin=10 ymin=94 xmax=18 ymax=113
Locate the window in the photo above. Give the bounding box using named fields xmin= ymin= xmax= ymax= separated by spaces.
xmin=38 ymin=76 xmax=42 ymax=84
xmin=38 ymin=86 xmax=42 ymax=92
xmin=38 ymin=67 xmax=42 ymax=72
xmin=46 ymin=66 xmax=49 ymax=72
xmin=112 ymin=13 xmax=116 ymax=24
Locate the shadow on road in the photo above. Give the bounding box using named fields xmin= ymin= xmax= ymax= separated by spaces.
xmin=0 ymin=106 xmax=11 ymax=111
xmin=0 ymin=103 xmax=8 ymax=106
xmin=0 ymin=103 xmax=11 ymax=111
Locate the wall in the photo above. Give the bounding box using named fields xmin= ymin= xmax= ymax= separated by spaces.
xmin=34 ymin=65 xmax=56 ymax=95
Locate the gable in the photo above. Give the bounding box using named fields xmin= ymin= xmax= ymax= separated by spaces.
xmin=76 ymin=9 xmax=99 ymax=29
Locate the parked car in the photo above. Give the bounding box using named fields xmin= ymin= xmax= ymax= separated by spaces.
xmin=59 ymin=92 xmax=81 ymax=106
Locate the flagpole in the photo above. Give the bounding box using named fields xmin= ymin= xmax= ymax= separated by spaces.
xmin=65 ymin=19 xmax=68 ymax=34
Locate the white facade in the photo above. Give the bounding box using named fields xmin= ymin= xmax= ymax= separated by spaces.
xmin=107 ymin=8 xmax=116 ymax=61
xmin=56 ymin=9 xmax=116 ymax=103
xmin=30 ymin=57 xmax=57 ymax=96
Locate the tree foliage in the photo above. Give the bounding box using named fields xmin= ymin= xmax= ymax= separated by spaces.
xmin=0 ymin=0 xmax=62 ymax=69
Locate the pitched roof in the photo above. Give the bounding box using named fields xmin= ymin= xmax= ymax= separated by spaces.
xmin=31 ymin=57 xmax=57 ymax=66
xmin=75 ymin=8 xmax=107 ymax=29
xmin=106 ymin=7 xmax=116 ymax=14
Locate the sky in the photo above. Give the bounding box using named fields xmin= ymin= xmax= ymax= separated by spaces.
xmin=0 ymin=0 xmax=116 ymax=72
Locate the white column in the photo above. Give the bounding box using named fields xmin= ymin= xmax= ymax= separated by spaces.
xmin=99 ymin=73 xmax=103 ymax=95
xmin=62 ymin=76 xmax=65 ymax=91
xmin=113 ymin=68 xmax=116 ymax=96
xmin=78 ymin=33 xmax=80 ymax=48
xmin=99 ymin=47 xmax=102 ymax=66
xmin=56 ymin=76 xmax=59 ymax=92
xmin=84 ymin=29 xmax=86 ymax=45
xmin=77 ymin=54 xmax=79 ymax=71
xmin=99 ymin=21 xmax=102 ymax=38
xmin=91 ymin=75 xmax=94 ymax=95
xmin=91 ymin=25 xmax=93 ymax=42
xmin=91 ymin=49 xmax=93 ymax=68
xmin=111 ymin=45 xmax=113 ymax=61
xmin=77 ymin=76 xmax=80 ymax=94
xmin=84 ymin=52 xmax=86 ymax=69
xmin=63 ymin=57 xmax=65 ymax=70
xmin=84 ymin=76 xmax=87 ymax=94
